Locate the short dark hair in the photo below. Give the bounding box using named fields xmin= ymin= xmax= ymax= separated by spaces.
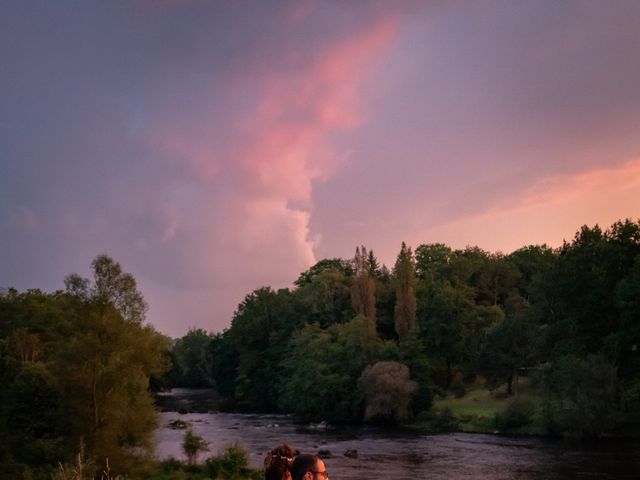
xmin=290 ymin=454 xmax=319 ymax=480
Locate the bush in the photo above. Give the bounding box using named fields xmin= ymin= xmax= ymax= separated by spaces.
xmin=205 ymin=443 xmax=260 ymax=480
xmin=536 ymin=355 xmax=618 ymax=438
xmin=416 ymin=407 xmax=459 ymax=432
xmin=450 ymin=378 xmax=466 ymax=398
xmin=182 ymin=430 xmax=209 ymax=465
xmin=493 ymin=396 xmax=535 ymax=430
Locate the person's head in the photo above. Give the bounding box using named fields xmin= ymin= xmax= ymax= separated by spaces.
xmin=290 ymin=454 xmax=328 ymax=480
xmin=264 ymin=444 xmax=298 ymax=480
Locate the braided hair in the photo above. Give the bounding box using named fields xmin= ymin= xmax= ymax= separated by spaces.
xmin=264 ymin=444 xmax=299 ymax=480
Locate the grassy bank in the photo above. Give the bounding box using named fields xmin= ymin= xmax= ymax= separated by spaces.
xmin=408 ymin=379 xmax=546 ymax=435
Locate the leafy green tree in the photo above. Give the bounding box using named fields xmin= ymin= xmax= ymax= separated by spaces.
xmin=477 ymin=315 xmax=538 ymax=395
xmin=473 ymin=254 xmax=522 ymax=311
xmin=55 ymin=303 xmax=169 ymax=473
xmin=415 ymin=243 xmax=453 ymax=282
xmin=210 ymin=331 xmax=238 ymax=405
xmin=279 ymin=316 xmax=384 ymax=421
xmin=612 ymin=253 xmax=640 ymax=397
xmin=507 ymin=244 xmax=555 ymax=301
xmin=295 ymin=268 xmax=352 ymax=327
xmin=294 ymin=258 xmax=353 ymax=287
xmin=80 ymin=254 xmax=148 ymax=323
xmin=228 ymin=287 xmax=301 ymax=411
xmin=172 ymin=328 xmax=215 ymax=387
xmin=537 ymin=355 xmax=618 ymax=438
xmin=374 ymin=270 xmax=396 ymax=340
xmin=182 ymin=429 xmax=209 ymax=465
xmin=393 ymin=242 xmax=417 ymax=342
xmin=0 ymin=256 xmax=170 ymax=478
xmin=358 ymin=361 xmax=417 ymax=423
xmin=418 ymin=282 xmax=474 ymax=387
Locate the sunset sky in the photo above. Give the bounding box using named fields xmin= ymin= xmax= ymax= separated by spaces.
xmin=2 ymin=1 xmax=639 ymax=337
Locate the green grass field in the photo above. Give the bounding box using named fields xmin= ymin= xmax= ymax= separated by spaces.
xmin=410 ymin=378 xmax=546 ymax=435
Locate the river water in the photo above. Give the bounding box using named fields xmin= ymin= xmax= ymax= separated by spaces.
xmin=155 ymin=389 xmax=640 ymax=479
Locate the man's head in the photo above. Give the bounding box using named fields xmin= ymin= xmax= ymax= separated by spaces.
xmin=290 ymin=454 xmax=328 ymax=480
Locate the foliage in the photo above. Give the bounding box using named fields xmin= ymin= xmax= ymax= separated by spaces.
xmin=476 ymin=315 xmax=538 ymax=394
xmin=204 ymin=443 xmax=256 ymax=480
xmin=226 ymin=287 xmax=302 ymax=411
xmin=182 ymin=429 xmax=209 ymax=465
xmin=358 ymin=361 xmax=417 ymax=423
xmin=0 ymin=255 xmax=170 ymax=479
xmin=536 ymin=355 xmax=618 ymax=438
xmin=155 ymin=445 xmax=261 ymax=480
xmin=393 ymin=242 xmax=417 ymax=342
xmin=171 ymin=328 xmax=216 ymax=388
xmin=351 ymin=246 xmax=377 ymax=334
xmin=3 ymin=219 xmax=640 ymax=478
xmin=493 ymin=395 xmax=536 ymax=430
xmin=278 ymin=316 xmax=384 ymax=421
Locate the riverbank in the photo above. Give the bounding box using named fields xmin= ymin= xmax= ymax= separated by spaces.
xmin=406 ymin=381 xmax=640 ymax=438
xmin=407 ymin=383 xmax=546 ymax=436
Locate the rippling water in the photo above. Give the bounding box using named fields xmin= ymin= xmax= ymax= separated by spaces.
xmin=155 ymin=391 xmax=640 ymax=480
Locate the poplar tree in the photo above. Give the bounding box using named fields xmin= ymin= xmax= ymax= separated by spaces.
xmin=351 ymin=246 xmax=377 ymax=335
xmin=393 ymin=242 xmax=417 ymax=342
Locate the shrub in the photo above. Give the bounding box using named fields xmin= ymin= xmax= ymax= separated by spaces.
xmin=535 ymin=355 xmax=618 ymax=438
xmin=449 ymin=378 xmax=466 ymax=398
xmin=416 ymin=407 xmax=459 ymax=432
xmin=493 ymin=396 xmax=535 ymax=430
xmin=205 ymin=443 xmax=259 ymax=480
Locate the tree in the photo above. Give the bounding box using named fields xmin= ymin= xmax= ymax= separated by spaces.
xmin=415 ymin=243 xmax=452 ymax=282
xmin=477 ymin=315 xmax=538 ymax=395
xmin=0 ymin=256 xmax=170 ymax=478
xmin=366 ymin=249 xmax=382 ymax=278
xmin=393 ymin=242 xmax=417 ymax=342
xmin=182 ymin=429 xmax=209 ymax=465
xmin=172 ymin=328 xmax=215 ymax=388
xmin=295 ymin=269 xmax=352 ymax=327
xmin=473 ymin=254 xmax=522 ymax=311
xmin=279 ymin=316 xmax=385 ymax=422
xmin=537 ymin=355 xmax=618 ymax=438
xmin=58 ymin=255 xmax=169 ymax=473
xmin=294 ymin=258 xmax=353 ymax=287
xmin=418 ymin=282 xmax=474 ymax=388
xmin=351 ymin=246 xmax=377 ymax=335
xmin=55 ymin=303 xmax=169 ymax=472
xmin=65 ymin=254 xmax=148 ymax=324
xmin=227 ymin=287 xmax=301 ymax=410
xmin=358 ymin=361 xmax=417 ymax=423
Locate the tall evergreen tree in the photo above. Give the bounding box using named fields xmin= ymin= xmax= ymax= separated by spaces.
xmin=351 ymin=246 xmax=377 ymax=335
xmin=394 ymin=242 xmax=417 ymax=342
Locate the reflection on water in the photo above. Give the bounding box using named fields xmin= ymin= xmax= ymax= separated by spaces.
xmin=155 ymin=391 xmax=640 ymax=480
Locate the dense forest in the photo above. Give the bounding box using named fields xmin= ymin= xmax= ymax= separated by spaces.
xmin=171 ymin=219 xmax=640 ymax=432
xmin=2 ymin=220 xmax=640 ymax=478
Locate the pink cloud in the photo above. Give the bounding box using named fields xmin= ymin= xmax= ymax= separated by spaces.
xmin=138 ymin=13 xmax=400 ymax=332
xmin=241 ymin=18 xmax=399 ymax=204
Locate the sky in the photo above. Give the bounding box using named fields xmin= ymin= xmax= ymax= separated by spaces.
xmin=2 ymin=0 xmax=639 ymax=338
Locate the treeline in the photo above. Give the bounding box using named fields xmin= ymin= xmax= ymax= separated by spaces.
xmin=2 ymin=220 xmax=639 ymax=477
xmin=0 ymin=256 xmax=170 ymax=479
xmin=171 ymin=219 xmax=640 ymax=436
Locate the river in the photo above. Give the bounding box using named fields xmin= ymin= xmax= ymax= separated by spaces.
xmin=155 ymin=389 xmax=640 ymax=479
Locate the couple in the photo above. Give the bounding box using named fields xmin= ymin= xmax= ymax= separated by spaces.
xmin=264 ymin=444 xmax=329 ymax=480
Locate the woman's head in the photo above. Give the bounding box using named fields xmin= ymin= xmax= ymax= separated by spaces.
xmin=264 ymin=444 xmax=298 ymax=480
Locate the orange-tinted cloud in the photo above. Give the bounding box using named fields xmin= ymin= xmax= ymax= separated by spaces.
xmin=417 ymin=159 xmax=640 ymax=254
